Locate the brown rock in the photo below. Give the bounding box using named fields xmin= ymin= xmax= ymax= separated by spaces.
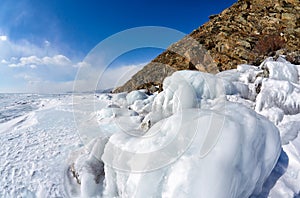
xmin=114 ymin=0 xmax=300 ymax=93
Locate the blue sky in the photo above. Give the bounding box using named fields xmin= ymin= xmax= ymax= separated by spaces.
xmin=0 ymin=0 xmax=236 ymax=93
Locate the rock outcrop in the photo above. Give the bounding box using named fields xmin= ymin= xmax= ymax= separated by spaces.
xmin=114 ymin=0 xmax=300 ymax=93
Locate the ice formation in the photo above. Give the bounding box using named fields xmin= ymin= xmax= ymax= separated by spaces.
xmin=66 ymin=57 xmax=300 ymax=197
xmin=102 ymin=103 xmax=281 ymax=198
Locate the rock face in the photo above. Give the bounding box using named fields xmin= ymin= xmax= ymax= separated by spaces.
xmin=114 ymin=0 xmax=300 ymax=93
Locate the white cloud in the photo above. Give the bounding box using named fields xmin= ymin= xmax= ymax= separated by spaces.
xmin=2 ymin=57 xmax=146 ymax=93
xmin=1 ymin=59 xmax=8 ymax=64
xmin=8 ymin=63 xmax=18 ymax=67
xmin=0 ymin=33 xmax=148 ymax=93
xmin=0 ymin=35 xmax=7 ymax=41
xmin=73 ymin=61 xmax=91 ymax=68
xmin=42 ymin=55 xmax=72 ymax=66
xmin=0 ymin=37 xmax=50 ymax=61
xmin=7 ymin=55 xmax=73 ymax=68
xmin=44 ymin=40 xmax=51 ymax=47
xmin=30 ymin=65 xmax=37 ymax=69
xmin=0 ymin=1 xmax=82 ymax=93
xmin=16 ymin=56 xmax=41 ymax=67
xmin=0 ymin=36 xmax=82 ymax=93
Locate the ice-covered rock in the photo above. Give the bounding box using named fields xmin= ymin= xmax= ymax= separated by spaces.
xmin=68 ymin=137 xmax=108 ymax=198
xmin=232 ymin=81 xmax=250 ymax=98
xmin=259 ymin=107 xmax=284 ymax=125
xmin=261 ymin=58 xmax=299 ymax=83
xmin=255 ymin=78 xmax=300 ymax=115
xmin=126 ymin=90 xmax=148 ymax=105
xmin=106 ymin=103 xmax=120 ymax=108
xmin=102 ymin=103 xmax=281 ymax=198
xmin=97 ymin=108 xmax=138 ymax=120
xmin=98 ymin=94 xmax=112 ymax=101
xmin=278 ymin=113 xmax=300 ymax=145
xmin=111 ymin=92 xmax=128 ymax=107
xmin=236 ymin=64 xmax=261 ymax=84
xmin=129 ymin=94 xmax=155 ymax=115
xmin=142 ymin=71 xmax=236 ymax=128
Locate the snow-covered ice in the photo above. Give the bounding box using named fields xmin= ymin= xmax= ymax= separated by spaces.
xmin=0 ymin=94 xmax=99 ymax=197
xmin=0 ymin=96 xmax=80 ymax=197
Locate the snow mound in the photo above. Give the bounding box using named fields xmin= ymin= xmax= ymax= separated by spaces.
xmin=127 ymin=94 xmax=155 ymax=115
xmin=110 ymin=92 xmax=127 ymax=107
xmin=97 ymin=108 xmax=138 ymax=120
xmin=102 ymin=103 xmax=281 ymax=198
xmin=142 ymin=71 xmax=236 ymax=127
xmin=126 ymin=90 xmax=148 ymax=105
xmin=98 ymin=94 xmax=112 ymax=101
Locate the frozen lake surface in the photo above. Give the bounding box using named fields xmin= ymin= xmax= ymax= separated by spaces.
xmin=0 ymin=94 xmax=106 ymax=197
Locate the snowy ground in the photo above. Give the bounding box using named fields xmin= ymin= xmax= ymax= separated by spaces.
xmin=1 ymin=57 xmax=300 ymax=197
xmin=0 ymin=95 xmax=100 ymax=197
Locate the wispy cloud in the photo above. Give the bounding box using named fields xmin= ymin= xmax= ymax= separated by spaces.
xmin=0 ymin=36 xmax=146 ymax=93
xmin=0 ymin=1 xmax=86 ymax=93
xmin=8 ymin=55 xmax=72 ymax=68
xmin=0 ymin=36 xmax=79 ymax=93
xmin=0 ymin=37 xmax=50 ymax=60
xmin=0 ymin=35 xmax=7 ymax=41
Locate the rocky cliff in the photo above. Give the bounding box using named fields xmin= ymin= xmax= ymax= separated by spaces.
xmin=114 ymin=0 xmax=300 ymax=93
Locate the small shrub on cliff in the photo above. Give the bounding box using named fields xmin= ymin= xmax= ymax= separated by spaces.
xmin=253 ymin=34 xmax=286 ymax=56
